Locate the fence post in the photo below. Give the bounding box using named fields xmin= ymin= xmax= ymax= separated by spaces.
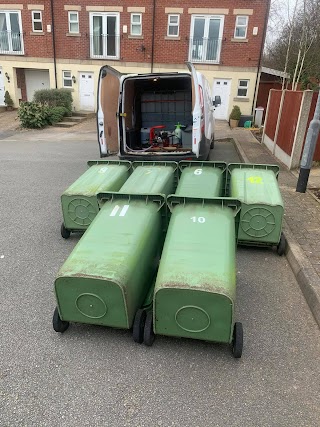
xmin=272 ymin=90 xmax=286 ymax=155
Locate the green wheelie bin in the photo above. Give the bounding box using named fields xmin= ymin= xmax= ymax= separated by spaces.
xmin=228 ymin=163 xmax=286 ymax=255
xmin=60 ymin=160 xmax=131 ymax=239
xmin=52 ymin=162 xmax=178 ymax=334
xmin=136 ymin=196 xmax=244 ymax=358
xmin=176 ymin=161 xmax=227 ymax=198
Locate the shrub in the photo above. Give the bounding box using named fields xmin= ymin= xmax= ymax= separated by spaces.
xmin=48 ymin=106 xmax=68 ymax=124
xmin=18 ymin=102 xmax=51 ymax=128
xmin=230 ymin=105 xmax=241 ymax=121
xmin=4 ymin=91 xmax=14 ymax=107
xmin=33 ymin=89 xmax=73 ymax=112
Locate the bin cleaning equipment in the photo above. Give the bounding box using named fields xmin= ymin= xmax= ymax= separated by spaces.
xmin=53 ymin=162 xmax=178 ymax=334
xmin=176 ymin=161 xmax=227 ymax=198
xmin=228 ymin=163 xmax=286 ymax=255
xmin=60 ymin=160 xmax=131 ymax=239
xmin=135 ymin=196 xmax=243 ymax=358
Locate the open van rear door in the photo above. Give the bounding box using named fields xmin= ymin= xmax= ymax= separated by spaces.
xmin=187 ymin=62 xmax=203 ymax=158
xmin=97 ymin=65 xmax=123 ymax=157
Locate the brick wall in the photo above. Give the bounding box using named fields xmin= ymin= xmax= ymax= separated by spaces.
xmin=0 ymin=0 xmax=269 ymax=67
xmin=16 ymin=68 xmax=27 ymax=101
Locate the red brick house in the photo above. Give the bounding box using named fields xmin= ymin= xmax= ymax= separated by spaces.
xmin=0 ymin=0 xmax=270 ymax=117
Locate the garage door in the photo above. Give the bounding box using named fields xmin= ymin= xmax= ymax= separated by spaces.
xmin=0 ymin=68 xmax=5 ymax=105
xmin=25 ymin=69 xmax=50 ymax=101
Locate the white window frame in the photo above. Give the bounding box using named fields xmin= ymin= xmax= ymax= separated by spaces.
xmin=89 ymin=12 xmax=120 ymax=60
xmin=234 ymin=16 xmax=248 ymax=39
xmin=237 ymin=79 xmax=249 ymax=98
xmin=62 ymin=70 xmax=72 ymax=88
xmin=130 ymin=13 xmax=142 ymax=36
xmin=68 ymin=11 xmax=79 ymax=34
xmin=0 ymin=10 xmax=24 ymax=54
xmin=32 ymin=10 xmax=43 ymax=32
xmin=167 ymin=14 xmax=180 ymax=37
xmin=189 ymin=15 xmax=224 ymax=64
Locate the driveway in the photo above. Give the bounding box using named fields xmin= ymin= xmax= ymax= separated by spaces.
xmin=0 ymin=128 xmax=320 ymax=426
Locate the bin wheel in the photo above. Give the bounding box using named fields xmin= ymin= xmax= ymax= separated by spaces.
xmin=143 ymin=311 xmax=155 ymax=347
xmin=61 ymin=223 xmax=71 ymax=239
xmin=133 ymin=309 xmax=147 ymax=344
xmin=53 ymin=307 xmax=69 ymax=333
xmin=277 ymin=232 xmax=287 ymax=256
xmin=232 ymin=322 xmax=243 ymax=359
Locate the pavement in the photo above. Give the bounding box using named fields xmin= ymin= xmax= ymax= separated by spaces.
xmin=0 ymin=115 xmax=320 ymax=425
xmin=215 ymin=120 xmax=320 ymax=329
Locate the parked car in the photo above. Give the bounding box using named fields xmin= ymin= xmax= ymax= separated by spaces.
xmin=97 ymin=62 xmax=220 ymax=161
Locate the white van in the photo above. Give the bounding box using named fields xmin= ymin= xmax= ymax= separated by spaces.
xmin=97 ymin=63 xmax=220 ymax=161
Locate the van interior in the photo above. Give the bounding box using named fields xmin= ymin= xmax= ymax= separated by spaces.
xmin=122 ymin=75 xmax=193 ymax=154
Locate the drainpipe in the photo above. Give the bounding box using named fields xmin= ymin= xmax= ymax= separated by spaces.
xmin=150 ymin=0 xmax=156 ymax=73
xmin=50 ymin=0 xmax=57 ymax=88
xmin=251 ymin=0 xmax=271 ymax=115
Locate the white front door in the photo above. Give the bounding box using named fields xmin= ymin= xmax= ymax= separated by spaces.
xmin=0 ymin=68 xmax=5 ymax=105
xmin=25 ymin=69 xmax=50 ymax=101
xmin=80 ymin=72 xmax=95 ymax=111
xmin=212 ymin=79 xmax=231 ymax=120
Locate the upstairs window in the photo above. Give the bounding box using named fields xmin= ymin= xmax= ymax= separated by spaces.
xmin=32 ymin=11 xmax=43 ymax=32
xmin=237 ymin=80 xmax=249 ymax=97
xmin=0 ymin=10 xmax=24 ymax=54
xmin=131 ymin=13 xmax=142 ymax=36
xmin=167 ymin=14 xmax=180 ymax=37
xmin=234 ymin=16 xmax=248 ymax=39
xmin=68 ymin=11 xmax=79 ymax=34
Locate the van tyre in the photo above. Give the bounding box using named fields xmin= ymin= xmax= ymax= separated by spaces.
xmin=277 ymin=232 xmax=287 ymax=256
xmin=133 ymin=309 xmax=147 ymax=344
xmin=232 ymin=322 xmax=243 ymax=358
xmin=61 ymin=223 xmax=71 ymax=239
xmin=210 ymin=139 xmax=215 ymax=149
xmin=53 ymin=307 xmax=69 ymax=333
xmin=143 ymin=311 xmax=155 ymax=346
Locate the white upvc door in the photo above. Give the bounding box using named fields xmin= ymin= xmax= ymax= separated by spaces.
xmin=90 ymin=13 xmax=120 ymax=59
xmin=79 ymin=72 xmax=95 ymax=111
xmin=212 ymin=79 xmax=231 ymax=120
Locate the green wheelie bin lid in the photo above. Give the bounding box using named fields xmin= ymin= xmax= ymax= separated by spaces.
xmin=175 ymin=161 xmax=227 ymax=198
xmin=61 ymin=160 xmax=131 ymax=231
xmin=153 ymin=196 xmax=241 ymax=344
xmin=228 ymin=163 xmax=284 ymax=246
xmin=119 ymin=161 xmax=178 ymax=195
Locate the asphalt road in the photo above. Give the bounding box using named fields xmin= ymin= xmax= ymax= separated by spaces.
xmin=0 ymin=130 xmax=320 ymax=426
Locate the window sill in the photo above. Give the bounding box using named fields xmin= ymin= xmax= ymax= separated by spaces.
xmin=30 ymin=31 xmax=45 ymax=36
xmin=231 ymin=38 xmax=248 ymax=43
xmin=233 ymin=97 xmax=249 ymax=102
xmin=63 ymin=87 xmax=75 ymax=92
xmin=66 ymin=32 xmax=81 ymax=37
xmin=128 ymin=35 xmax=144 ymax=39
xmin=165 ymin=36 xmax=180 ymax=40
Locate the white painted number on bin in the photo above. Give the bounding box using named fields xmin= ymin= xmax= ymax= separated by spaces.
xmin=191 ymin=216 xmax=206 ymax=223
xmin=194 ymin=169 xmax=203 ymax=175
xmin=110 ymin=205 xmax=129 ymax=217
xmin=99 ymin=167 xmax=108 ymax=173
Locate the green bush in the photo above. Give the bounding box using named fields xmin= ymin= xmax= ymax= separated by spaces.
xmin=4 ymin=90 xmax=14 ymax=107
xmin=18 ymin=102 xmax=51 ymax=128
xmin=33 ymin=89 xmax=73 ymax=112
xmin=229 ymin=105 xmax=241 ymax=121
xmin=48 ymin=106 xmax=68 ymax=124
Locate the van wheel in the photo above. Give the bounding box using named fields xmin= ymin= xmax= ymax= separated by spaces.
xmin=61 ymin=223 xmax=71 ymax=239
xmin=277 ymin=232 xmax=287 ymax=256
xmin=144 ymin=311 xmax=155 ymax=346
xmin=232 ymin=322 xmax=243 ymax=358
xmin=210 ymin=139 xmax=215 ymax=149
xmin=133 ymin=309 xmax=147 ymax=344
xmin=53 ymin=307 xmax=69 ymax=333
